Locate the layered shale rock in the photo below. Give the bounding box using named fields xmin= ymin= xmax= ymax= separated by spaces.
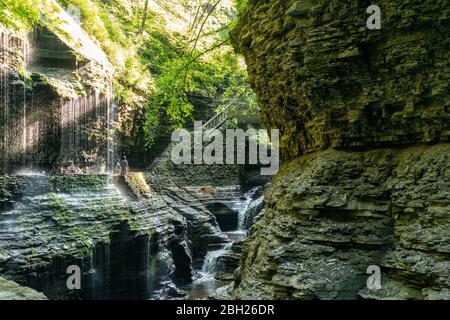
xmin=232 ymin=0 xmax=449 ymax=159
xmin=232 ymin=145 xmax=450 ymax=299
xmin=231 ymin=0 xmax=450 ymax=299
xmin=0 ymin=174 xmax=192 ymax=299
xmin=148 ymin=145 xmax=243 ymax=267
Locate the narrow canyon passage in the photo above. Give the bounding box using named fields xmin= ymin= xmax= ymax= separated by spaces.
xmin=1 ymin=0 xmax=449 ymax=302
xmin=0 ymin=9 xmax=267 ymax=298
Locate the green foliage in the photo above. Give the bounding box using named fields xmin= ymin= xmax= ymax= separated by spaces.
xmin=140 ymin=29 xmax=195 ymax=140
xmin=220 ymin=67 xmax=258 ymax=125
xmin=57 ymin=0 xmax=130 ymax=56
xmin=48 ymin=193 xmax=75 ymax=227
xmin=46 ymin=192 xmax=107 ymax=256
xmin=234 ymin=0 xmax=248 ymax=15
xmin=142 ymin=99 xmax=160 ymax=147
xmin=141 ymin=15 xmax=258 ymax=147
xmin=140 ymin=31 xmax=183 ymax=76
xmin=0 ymin=0 xmax=40 ymax=30
xmin=56 ymin=0 xmax=154 ymax=145
xmin=1 ymin=0 xmax=257 ymax=154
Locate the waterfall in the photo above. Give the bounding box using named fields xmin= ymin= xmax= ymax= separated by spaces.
xmin=89 ymin=243 xmax=111 ymax=300
xmin=138 ymin=234 xmax=152 ymax=299
xmin=0 ymin=30 xmax=28 ymax=171
xmin=1 ymin=27 xmax=116 ymax=173
xmin=106 ymin=85 xmax=117 ymax=173
xmin=237 ymin=186 xmax=264 ymax=230
xmin=0 ymin=175 xmax=161 ymax=300
xmin=88 ymin=254 xmax=97 ymax=299
xmin=240 ymin=195 xmax=264 ymax=230
xmin=201 ymin=243 xmax=233 ymax=277
xmin=60 ymin=86 xmax=115 ymax=170
xmin=143 ymin=235 xmax=152 ymax=298
xmin=180 ymin=185 xmax=266 ymax=298
xmin=21 ymin=35 xmax=28 ymax=160
xmin=198 ymin=186 xmax=265 ymax=281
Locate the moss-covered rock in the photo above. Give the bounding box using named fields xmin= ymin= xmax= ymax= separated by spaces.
xmin=0 ymin=174 xmax=192 ymax=299
xmin=232 ymin=145 xmax=450 ymax=299
xmin=114 ymin=173 xmax=151 ymax=199
xmin=1 ymin=1 xmax=115 ymax=170
xmin=230 ymin=0 xmax=450 ymax=300
xmin=0 ymin=276 xmax=47 ymax=300
xmin=232 ymin=0 xmax=450 ymax=159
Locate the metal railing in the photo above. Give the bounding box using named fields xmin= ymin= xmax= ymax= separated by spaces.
xmin=149 ymin=99 xmax=236 ymax=170
xmin=202 ymin=101 xmax=233 ymax=131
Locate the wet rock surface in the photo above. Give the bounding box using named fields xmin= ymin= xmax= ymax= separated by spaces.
xmin=0 ymin=148 xmax=266 ymax=300
xmin=0 ymin=174 xmax=192 ymax=300
xmin=0 ymin=0 xmax=265 ymax=301
xmin=214 ymin=241 xmax=244 ymax=281
xmin=1 ymin=14 xmax=114 ymax=172
xmin=148 ymin=144 xmax=243 ymax=267
xmin=148 ymin=144 xmax=268 ymax=298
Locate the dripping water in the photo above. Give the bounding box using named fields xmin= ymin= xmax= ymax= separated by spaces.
xmin=185 ymin=186 xmax=265 ymax=299
xmin=0 ymin=27 xmax=116 ymax=173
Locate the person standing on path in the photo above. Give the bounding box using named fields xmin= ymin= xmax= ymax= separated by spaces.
xmin=120 ymin=155 xmax=129 ymax=175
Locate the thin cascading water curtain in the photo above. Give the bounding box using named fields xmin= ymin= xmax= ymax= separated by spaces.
xmin=0 ymin=28 xmax=58 ymax=171
xmin=0 ymin=29 xmax=30 ymax=172
xmin=0 ymin=30 xmax=10 ymax=171
xmin=1 ymin=27 xmax=116 ymax=172
xmin=106 ymin=85 xmax=117 ymax=172
xmin=60 ymin=86 xmax=115 ymax=170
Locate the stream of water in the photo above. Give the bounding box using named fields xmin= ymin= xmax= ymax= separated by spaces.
xmin=183 ymin=186 xmax=264 ymax=299
xmin=0 ymin=23 xmax=269 ymax=300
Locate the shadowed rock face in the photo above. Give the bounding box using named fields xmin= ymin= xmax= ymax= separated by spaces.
xmin=232 ymin=0 xmax=450 ymax=159
xmin=231 ymin=0 xmax=450 ymax=299
xmin=0 ymin=21 xmax=114 ymax=173
xmin=233 ymin=145 xmax=450 ymax=299
xmin=147 ymin=144 xmax=243 ymax=267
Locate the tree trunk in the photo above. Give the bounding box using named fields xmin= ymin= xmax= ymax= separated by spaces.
xmin=138 ymin=0 xmax=150 ymax=34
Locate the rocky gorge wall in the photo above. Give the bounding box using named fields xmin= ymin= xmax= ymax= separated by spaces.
xmin=0 ymin=174 xmax=192 ymax=299
xmin=233 ymin=145 xmax=450 ymax=299
xmin=232 ymin=0 xmax=449 ymax=159
xmin=230 ymin=0 xmax=450 ymax=299
xmin=0 ymin=0 xmax=116 ymax=172
xmin=148 ymin=142 xmax=251 ymax=267
xmin=0 ymin=158 xmax=265 ymax=300
xmin=0 ymin=0 xmax=264 ymax=299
